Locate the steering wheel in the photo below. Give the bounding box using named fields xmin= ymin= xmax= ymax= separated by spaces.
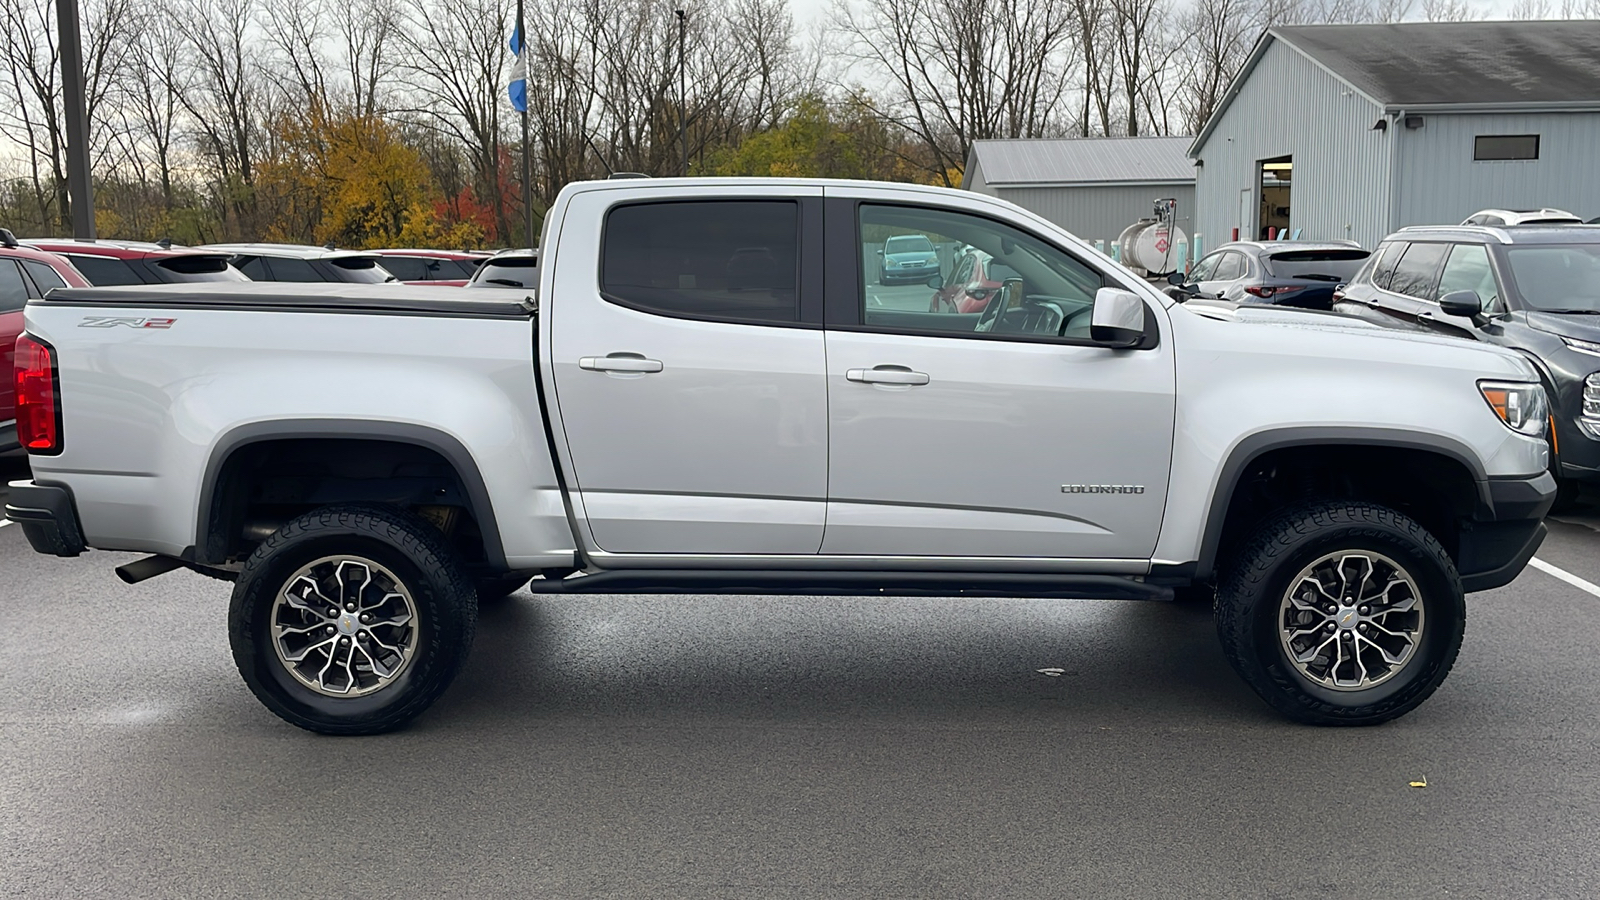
xmin=973 ymin=281 xmax=1015 ymax=332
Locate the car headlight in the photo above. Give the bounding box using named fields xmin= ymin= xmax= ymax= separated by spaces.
xmin=1563 ymin=336 xmax=1600 ymax=358
xmin=1479 ymin=380 xmax=1548 ymax=436
xmin=1584 ymin=372 xmax=1600 ymax=419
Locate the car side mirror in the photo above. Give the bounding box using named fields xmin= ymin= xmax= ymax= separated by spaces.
xmin=1438 ymin=289 xmax=1489 ymax=326
xmin=1091 ymin=288 xmax=1146 ymax=348
xmin=1166 ymin=271 xmax=1185 ymax=286
xmin=926 ymin=274 xmax=943 ymax=289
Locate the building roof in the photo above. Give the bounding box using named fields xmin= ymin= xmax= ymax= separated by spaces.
xmin=1191 ymin=21 xmax=1600 ymax=157
xmin=1277 ymin=21 xmax=1600 ymax=108
xmin=966 ymin=137 xmax=1195 ymax=188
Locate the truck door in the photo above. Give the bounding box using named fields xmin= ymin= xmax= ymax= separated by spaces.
xmin=546 ymin=188 xmax=828 ymax=555
xmin=819 ymin=194 xmax=1176 ymax=561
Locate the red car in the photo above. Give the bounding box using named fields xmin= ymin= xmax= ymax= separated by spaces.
xmin=24 ymin=238 xmax=246 ymax=285
xmin=2 ymin=230 xmax=90 ymax=453
xmin=930 ymin=248 xmax=1011 ymax=313
xmin=370 ymin=249 xmax=488 ymax=287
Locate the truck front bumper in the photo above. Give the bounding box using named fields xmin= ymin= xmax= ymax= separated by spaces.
xmin=1457 ymin=472 xmax=1557 ymax=593
xmin=4 ymin=481 xmax=87 ymax=557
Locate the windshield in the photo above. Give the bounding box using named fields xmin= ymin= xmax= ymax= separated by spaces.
xmin=329 ymin=257 xmax=393 ymax=283
xmin=468 ymin=257 xmax=538 ymax=288
xmin=1265 ymin=249 xmax=1369 ymax=281
xmin=1504 ymin=245 xmax=1600 ymax=312
xmin=884 ymin=236 xmax=934 ymax=255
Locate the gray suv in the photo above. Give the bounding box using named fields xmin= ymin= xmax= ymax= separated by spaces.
xmin=1333 ymin=224 xmax=1600 ymax=504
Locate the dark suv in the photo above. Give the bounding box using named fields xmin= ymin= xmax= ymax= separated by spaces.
xmin=1333 ymin=225 xmax=1600 ymax=503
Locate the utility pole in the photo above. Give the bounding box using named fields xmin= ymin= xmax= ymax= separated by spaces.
xmin=56 ymin=0 xmax=95 ymax=238
xmin=676 ymin=9 xmax=687 ymax=177
xmin=516 ymin=0 xmax=534 ymax=247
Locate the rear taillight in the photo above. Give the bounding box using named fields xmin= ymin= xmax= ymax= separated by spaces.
xmin=15 ymin=334 xmax=62 ymax=454
xmin=1244 ymin=285 xmax=1306 ymax=299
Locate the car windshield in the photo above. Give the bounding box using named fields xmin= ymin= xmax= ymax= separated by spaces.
xmin=1504 ymin=245 xmax=1600 ymax=313
xmin=329 ymin=257 xmax=393 ymax=283
xmin=468 ymin=257 xmax=538 ymax=288
xmin=1265 ymin=249 xmax=1369 ymax=281
xmin=884 ymin=236 xmax=934 ymax=255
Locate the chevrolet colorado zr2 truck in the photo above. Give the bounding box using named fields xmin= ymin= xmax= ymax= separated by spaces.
xmin=5 ymin=179 xmax=1557 ymax=734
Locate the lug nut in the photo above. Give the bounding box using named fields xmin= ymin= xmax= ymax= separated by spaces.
xmin=339 ymin=637 xmax=350 ymax=646
xmin=1358 ymin=623 xmax=1369 ymax=633
xmin=346 ymin=603 xmax=357 ymax=612
xmin=1325 ymin=622 xmax=1336 ymax=633
xmin=360 ymin=614 xmax=371 ymax=624
xmin=1359 ymin=605 xmax=1370 ymax=615
xmin=358 ymin=632 xmax=368 ymax=641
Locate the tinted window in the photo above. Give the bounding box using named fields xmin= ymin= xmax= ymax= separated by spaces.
xmin=1475 ymin=135 xmax=1538 ymax=161
xmin=1504 ymin=245 xmax=1600 ymax=313
xmin=266 ymin=257 xmax=325 ymax=282
xmin=235 ymin=256 xmax=268 ymax=280
xmin=328 ymin=257 xmax=391 ymax=283
xmin=602 ymin=201 xmax=799 ymax=323
xmin=1388 ymin=243 xmax=1449 ymax=300
xmin=1437 ymin=244 xmax=1499 ymax=308
xmin=0 ymin=259 xmax=27 ymax=312
xmin=152 ymin=255 xmax=247 ymax=283
xmin=21 ymin=260 xmax=67 ymax=294
xmin=1265 ymin=249 xmax=1369 ymax=281
xmin=1212 ymin=251 xmax=1245 ymax=281
xmin=443 ymin=259 xmax=480 ymax=278
xmin=67 ymin=254 xmax=147 ymax=286
xmin=1369 ymin=241 xmax=1405 ymax=290
xmin=858 ymin=203 xmax=1104 ymax=341
xmin=378 ymin=256 xmax=431 ymax=281
xmin=885 ymin=235 xmax=934 ymax=254
xmin=469 ymin=256 xmax=538 ymax=288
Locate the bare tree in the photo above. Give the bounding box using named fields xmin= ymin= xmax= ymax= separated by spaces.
xmin=1111 ymin=0 xmax=1170 ymax=135
xmin=1421 ymin=0 xmax=1478 ymax=19
xmin=174 ymin=0 xmax=265 ymax=234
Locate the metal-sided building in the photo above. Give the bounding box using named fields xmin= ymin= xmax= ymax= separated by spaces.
xmin=963 ymin=137 xmax=1196 ymax=247
xmin=1189 ymin=21 xmax=1600 ymax=250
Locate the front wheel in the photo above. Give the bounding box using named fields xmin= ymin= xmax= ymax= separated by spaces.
xmin=1216 ymin=502 xmax=1464 ymax=726
xmin=228 ymin=504 xmax=478 ymax=735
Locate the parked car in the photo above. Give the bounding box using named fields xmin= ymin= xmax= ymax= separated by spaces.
xmin=24 ymin=238 xmax=246 ymax=285
xmin=877 ymin=234 xmax=940 ymax=285
xmin=1461 ymin=209 xmax=1583 ymax=226
xmin=1 ymin=229 xmax=90 ymax=453
xmin=1332 ymin=224 xmax=1600 ymax=505
xmin=199 ymin=243 xmax=395 ymax=284
xmin=371 ymin=249 xmax=486 ymax=287
xmin=465 ymin=249 xmax=538 ymax=289
xmin=1171 ymin=241 xmax=1371 ymax=310
xmin=7 ymin=179 xmax=1554 ymax=735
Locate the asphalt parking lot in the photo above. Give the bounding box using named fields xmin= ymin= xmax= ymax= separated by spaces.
xmin=3 ymin=459 xmax=1599 ymax=898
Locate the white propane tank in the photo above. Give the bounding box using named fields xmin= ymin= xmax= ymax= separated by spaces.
xmin=1115 ymin=218 xmax=1188 ymax=277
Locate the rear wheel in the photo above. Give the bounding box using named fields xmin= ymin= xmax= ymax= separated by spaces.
xmin=228 ymin=504 xmax=477 ymax=735
xmin=1216 ymin=502 xmax=1464 ymax=726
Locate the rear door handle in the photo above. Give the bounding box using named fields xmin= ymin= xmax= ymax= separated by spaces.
xmin=1417 ymin=310 xmax=1436 ymax=321
xmin=579 ymin=353 xmax=664 ymax=373
xmin=846 ymin=365 xmax=930 ymax=386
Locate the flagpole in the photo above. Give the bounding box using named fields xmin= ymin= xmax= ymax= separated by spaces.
xmin=516 ymin=0 xmax=533 ymax=248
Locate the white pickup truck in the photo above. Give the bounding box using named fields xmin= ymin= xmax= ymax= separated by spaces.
xmin=7 ymin=178 xmax=1557 ymax=734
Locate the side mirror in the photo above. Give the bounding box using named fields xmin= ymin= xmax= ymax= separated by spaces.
xmin=926 ymin=274 xmax=944 ymax=289
xmin=1090 ymin=287 xmax=1146 ymax=348
xmin=1166 ymin=271 xmax=1185 ymax=286
xmin=1438 ymin=289 xmax=1482 ymax=317
xmin=1439 ymin=289 xmax=1490 ymax=326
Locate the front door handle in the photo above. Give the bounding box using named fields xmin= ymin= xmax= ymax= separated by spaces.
xmin=579 ymin=353 xmax=664 ymax=373
xmin=847 ymin=365 xmax=930 ymax=386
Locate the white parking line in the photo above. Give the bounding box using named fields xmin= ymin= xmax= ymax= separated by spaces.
xmin=0 ymin=519 xmax=12 ymax=529
xmin=1530 ymin=557 xmax=1600 ymax=599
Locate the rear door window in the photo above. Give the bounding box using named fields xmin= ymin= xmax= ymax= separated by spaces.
xmin=1369 ymin=241 xmax=1405 ymax=291
xmin=66 ymin=254 xmax=148 ymax=286
xmin=0 ymin=259 xmax=27 ymax=312
xmin=1387 ymin=243 xmax=1449 ymax=300
xmin=602 ymin=200 xmax=799 ymax=323
xmin=234 ymin=256 xmax=268 ymax=280
xmin=20 ymin=260 xmax=67 ymax=294
xmin=1211 ymin=251 xmax=1245 ymax=281
xmin=267 ymin=257 xmax=326 ymax=282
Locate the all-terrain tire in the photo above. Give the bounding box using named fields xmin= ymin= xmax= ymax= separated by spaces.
xmin=1215 ymin=501 xmax=1465 ymax=726
xmin=229 ymin=504 xmax=478 ymax=735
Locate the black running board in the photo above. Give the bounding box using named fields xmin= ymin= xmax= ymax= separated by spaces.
xmin=522 ymin=569 xmax=1172 ymax=601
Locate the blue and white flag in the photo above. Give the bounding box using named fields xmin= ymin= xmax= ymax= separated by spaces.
xmin=507 ymin=24 xmax=527 ymax=112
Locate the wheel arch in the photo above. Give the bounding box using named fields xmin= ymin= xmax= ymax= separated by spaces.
xmin=1194 ymin=427 xmax=1490 ymax=581
xmin=194 ymin=419 xmax=507 ymax=571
